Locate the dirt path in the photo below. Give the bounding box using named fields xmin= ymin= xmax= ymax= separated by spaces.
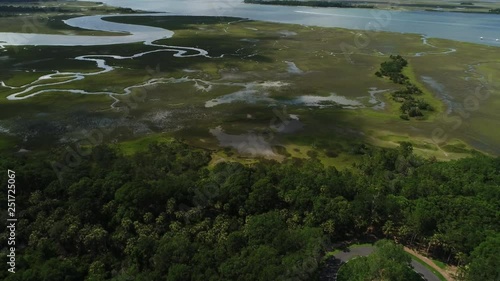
xmin=404 ymin=247 xmax=456 ymax=281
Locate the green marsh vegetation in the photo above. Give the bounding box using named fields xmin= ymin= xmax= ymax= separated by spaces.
xmin=0 ymin=3 xmax=498 ymax=280
xmin=1 ymin=15 xmax=499 ymax=165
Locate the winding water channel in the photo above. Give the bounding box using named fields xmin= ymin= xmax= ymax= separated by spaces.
xmin=0 ymin=0 xmax=499 ymax=155
xmin=0 ymin=0 xmax=497 ymax=101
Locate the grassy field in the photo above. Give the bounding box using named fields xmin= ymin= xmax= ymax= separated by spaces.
xmin=0 ymin=13 xmax=498 ymax=168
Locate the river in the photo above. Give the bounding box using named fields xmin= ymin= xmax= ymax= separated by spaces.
xmin=0 ymin=0 xmax=499 ymax=47
xmin=97 ymin=0 xmax=500 ymax=46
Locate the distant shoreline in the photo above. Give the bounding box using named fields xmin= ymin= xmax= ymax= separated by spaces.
xmin=243 ymin=0 xmax=374 ymax=9
xmin=243 ymin=0 xmax=500 ymax=15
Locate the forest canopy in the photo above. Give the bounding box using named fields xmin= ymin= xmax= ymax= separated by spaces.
xmin=337 ymin=240 xmax=422 ymax=281
xmin=0 ymin=140 xmax=498 ymax=280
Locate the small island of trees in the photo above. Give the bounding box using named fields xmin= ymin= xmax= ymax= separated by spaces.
xmin=376 ymin=55 xmax=434 ymax=120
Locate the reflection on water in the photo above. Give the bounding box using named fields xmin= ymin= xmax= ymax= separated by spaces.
xmin=1 ymin=0 xmax=499 ymax=47
xmin=210 ymin=126 xmax=278 ymax=158
xmin=206 ymin=83 xmax=366 ymax=109
xmin=285 ymin=61 xmax=303 ymax=74
xmin=421 ymin=76 xmax=458 ymax=114
xmin=368 ymin=87 xmax=387 ymax=110
xmin=287 ymin=93 xmax=363 ymax=108
xmin=96 ymin=0 xmax=500 ymax=46
xmin=279 ymin=30 xmax=297 ymax=37
xmin=205 ymin=81 xmax=287 ymax=107
xmin=271 ymin=118 xmax=304 ymax=133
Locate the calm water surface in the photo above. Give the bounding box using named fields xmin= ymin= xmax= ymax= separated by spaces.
xmin=99 ymin=0 xmax=500 ymax=46
xmin=1 ymin=0 xmax=499 ymax=46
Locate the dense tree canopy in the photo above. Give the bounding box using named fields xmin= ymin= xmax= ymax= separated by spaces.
xmin=0 ymin=140 xmax=498 ymax=280
xmin=465 ymin=233 xmax=500 ymax=281
xmin=337 ymin=240 xmax=421 ymax=281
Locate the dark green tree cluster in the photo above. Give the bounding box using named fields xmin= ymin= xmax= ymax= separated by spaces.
xmin=464 ymin=233 xmax=500 ymax=280
xmin=0 ymin=142 xmax=326 ymax=281
xmin=0 ymin=141 xmax=498 ymax=280
xmin=489 ymin=8 xmax=500 ymax=14
xmin=376 ymin=55 xmax=433 ymax=119
xmin=337 ymin=240 xmax=421 ymax=281
xmin=0 ymin=5 xmax=72 ymax=16
xmin=0 ymin=3 xmax=134 ymax=17
xmin=375 ymin=55 xmax=408 ymax=84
